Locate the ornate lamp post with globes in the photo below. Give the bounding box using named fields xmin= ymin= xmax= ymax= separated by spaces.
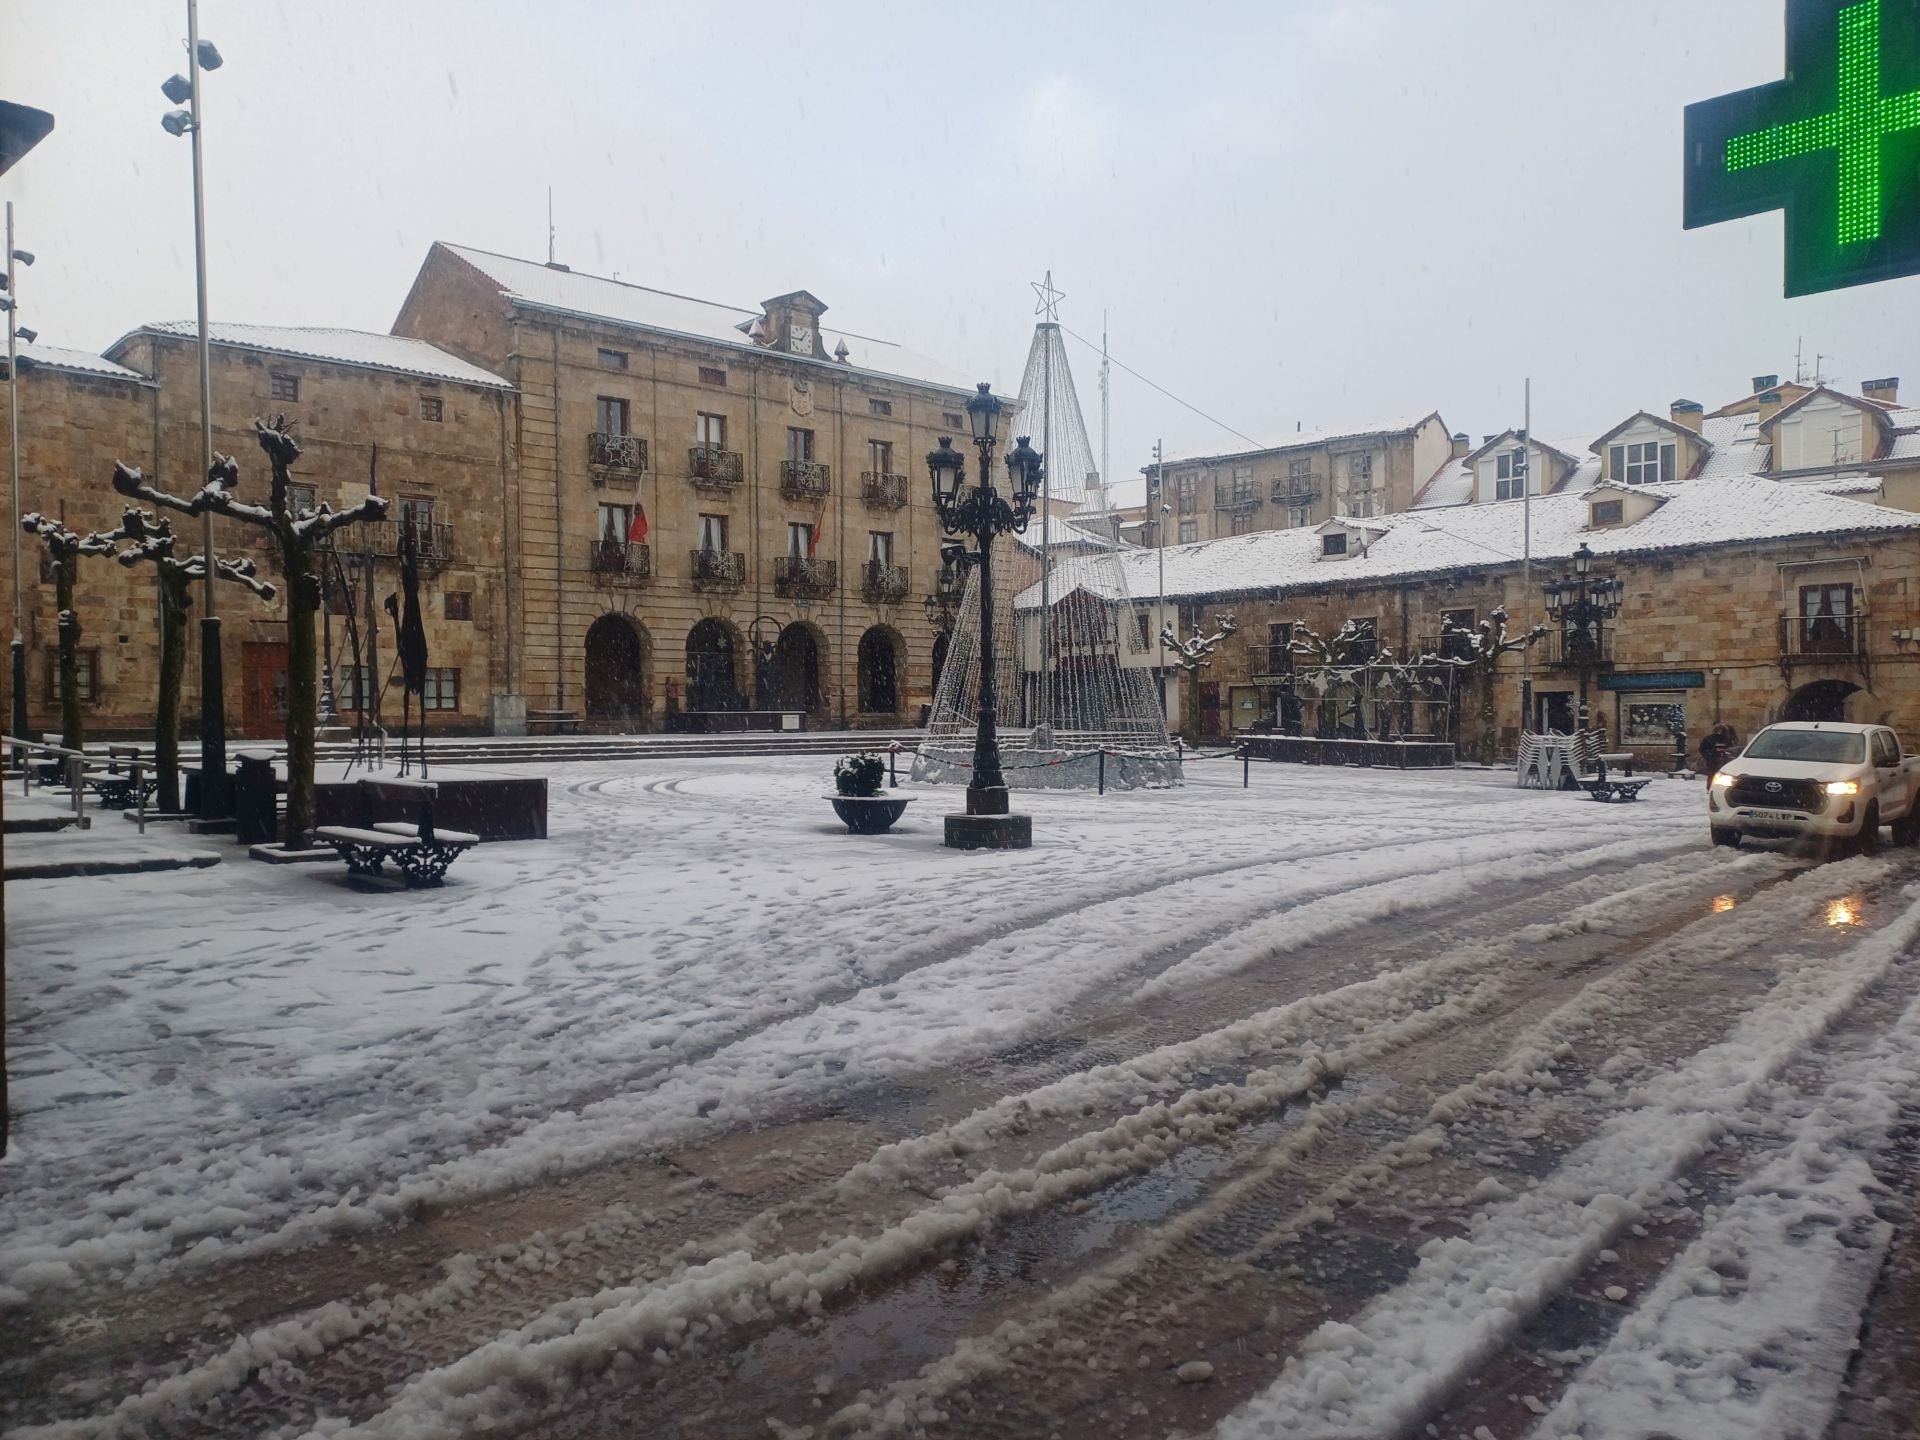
xmin=926 ymin=382 xmax=1043 ymax=850
xmin=1543 ymin=541 xmax=1624 ymax=732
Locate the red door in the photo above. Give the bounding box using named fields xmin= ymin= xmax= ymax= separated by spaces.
xmin=242 ymin=642 xmax=289 ymax=739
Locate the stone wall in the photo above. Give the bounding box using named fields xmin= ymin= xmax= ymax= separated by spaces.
xmin=1161 ymin=534 xmax=1920 ymax=762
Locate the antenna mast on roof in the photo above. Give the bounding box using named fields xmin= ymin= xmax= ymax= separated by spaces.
xmin=547 ymin=187 xmax=556 ymax=266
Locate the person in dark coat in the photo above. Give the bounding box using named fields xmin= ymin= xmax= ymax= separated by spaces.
xmin=1700 ymin=723 xmax=1737 ymax=779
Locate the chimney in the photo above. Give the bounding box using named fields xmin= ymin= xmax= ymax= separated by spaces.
xmin=1863 ymin=376 xmax=1900 ymax=405
xmin=1758 ymin=389 xmax=1786 ymax=424
xmin=1751 ymin=374 xmax=1779 ymax=395
xmin=1669 ymin=399 xmax=1703 ymax=434
xmin=1450 ymin=431 xmax=1470 ymax=460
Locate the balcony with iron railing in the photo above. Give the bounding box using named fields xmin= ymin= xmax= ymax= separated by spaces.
xmin=863 ymin=561 xmax=910 ymax=604
xmin=1544 ymin=626 xmax=1615 ymax=668
xmin=690 ymin=548 xmax=746 ymax=590
xmin=1416 ymin=632 xmax=1478 ymax=662
xmin=779 ymin=459 xmax=832 ymax=502
xmin=1780 ymin=611 xmax=1869 ymax=662
xmin=1249 ymin=645 xmax=1294 ymax=680
xmin=688 ymin=445 xmax=744 ymax=488
xmin=588 ymin=432 xmax=647 ymax=475
xmin=588 ymin=539 xmax=651 ymax=585
xmin=1214 ymin=489 xmax=1261 ymax=515
xmin=774 ymin=555 xmax=837 ymax=598
xmin=861 ymin=471 xmax=909 ymax=509
xmin=353 ymin=519 xmax=456 ymax=565
xmin=1271 ymin=481 xmax=1321 ymax=508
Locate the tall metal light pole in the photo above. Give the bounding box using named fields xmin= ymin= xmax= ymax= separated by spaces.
xmin=162 ymin=2 xmax=228 ymax=818
xmin=927 ymin=384 xmax=1042 ymax=850
xmin=5 ymin=203 xmax=33 ymax=749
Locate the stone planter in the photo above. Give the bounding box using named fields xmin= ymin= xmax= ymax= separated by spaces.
xmin=827 ymin=794 xmax=914 ymax=835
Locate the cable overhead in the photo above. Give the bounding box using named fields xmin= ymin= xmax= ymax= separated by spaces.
xmin=1058 ymin=323 xmax=1265 ymax=452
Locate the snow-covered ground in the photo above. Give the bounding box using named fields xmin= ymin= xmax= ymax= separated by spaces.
xmin=2 ymin=756 xmax=1914 ymax=1439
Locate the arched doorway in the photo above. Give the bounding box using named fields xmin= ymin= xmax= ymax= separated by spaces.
xmin=769 ymin=623 xmax=826 ymax=712
xmin=584 ymin=614 xmax=650 ymax=731
xmin=1784 ymin=679 xmax=1859 ymax=722
xmin=687 ymin=618 xmax=745 ymax=712
xmin=858 ymin=626 xmax=903 ymax=714
xmin=930 ymin=630 xmax=951 ymax=697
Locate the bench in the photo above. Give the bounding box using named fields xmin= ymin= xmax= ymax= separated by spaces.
xmin=313 ymin=825 xmax=479 ymax=885
xmin=526 ymin=709 xmax=582 ymax=734
xmin=83 ymin=745 xmax=158 ymax=810
xmin=1580 ymin=778 xmax=1652 ymax=802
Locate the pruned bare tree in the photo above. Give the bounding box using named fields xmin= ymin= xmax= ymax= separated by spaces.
xmin=19 ymin=512 xmax=106 ymax=754
xmin=85 ymin=502 xmax=275 ymax=813
xmin=112 ymin=417 xmax=387 ymax=841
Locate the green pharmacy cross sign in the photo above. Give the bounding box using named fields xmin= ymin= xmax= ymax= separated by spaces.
xmin=1685 ymin=0 xmax=1920 ymax=296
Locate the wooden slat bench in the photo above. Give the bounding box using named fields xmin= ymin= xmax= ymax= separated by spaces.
xmin=526 ymin=709 xmax=582 ymax=734
xmin=312 ymin=825 xmax=479 ymax=885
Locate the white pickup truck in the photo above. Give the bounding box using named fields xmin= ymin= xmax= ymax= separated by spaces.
xmin=1709 ymin=721 xmax=1920 ymax=852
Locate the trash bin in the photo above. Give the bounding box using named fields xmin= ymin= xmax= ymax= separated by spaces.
xmin=233 ymin=749 xmax=280 ymax=844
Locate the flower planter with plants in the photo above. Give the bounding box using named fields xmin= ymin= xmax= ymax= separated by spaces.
xmin=827 ymin=753 xmax=913 ymax=834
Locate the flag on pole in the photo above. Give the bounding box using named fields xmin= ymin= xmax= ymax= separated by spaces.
xmin=807 ymin=492 xmax=826 ymax=558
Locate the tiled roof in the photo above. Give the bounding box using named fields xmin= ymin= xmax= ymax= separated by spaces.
xmin=13 ymin=343 xmax=151 ymax=384
xmin=438 ymin=243 xmax=976 ymax=395
xmin=1018 ymin=475 xmax=1920 ymax=609
xmin=117 ymin=322 xmax=514 ymax=390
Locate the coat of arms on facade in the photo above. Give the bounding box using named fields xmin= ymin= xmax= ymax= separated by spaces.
xmin=790 ymin=378 xmax=814 ymax=417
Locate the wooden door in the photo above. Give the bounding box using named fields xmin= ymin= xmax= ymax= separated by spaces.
xmin=242 ymin=642 xmax=289 ymax=739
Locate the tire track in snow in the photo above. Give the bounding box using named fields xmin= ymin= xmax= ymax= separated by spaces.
xmin=0 ymin=838 xmax=1742 ymax=1438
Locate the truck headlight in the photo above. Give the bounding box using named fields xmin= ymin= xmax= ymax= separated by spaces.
xmin=1711 ymin=772 xmax=1734 ymax=788
xmin=1825 ymin=780 xmax=1860 ymax=796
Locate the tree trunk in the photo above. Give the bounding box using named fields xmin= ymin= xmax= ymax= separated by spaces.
xmin=55 ymin=554 xmax=82 ymax=754
xmin=156 ymin=577 xmax=189 ymax=813
xmin=282 ymin=542 xmax=320 ymax=844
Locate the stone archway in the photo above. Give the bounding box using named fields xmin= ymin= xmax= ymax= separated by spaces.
xmin=687 ymin=617 xmax=746 ymax=712
xmin=584 ymin=613 xmax=651 ymax=731
xmin=1784 ymin=678 xmax=1859 ymax=723
xmin=769 ymin=622 xmax=827 ymax=713
xmin=858 ymin=625 xmax=903 ymax=715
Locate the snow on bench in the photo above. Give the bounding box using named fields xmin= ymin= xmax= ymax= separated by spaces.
xmin=312 ymin=824 xmax=478 ymax=886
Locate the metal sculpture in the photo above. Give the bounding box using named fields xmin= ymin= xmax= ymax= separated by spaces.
xmin=383 ymin=509 xmax=430 ymax=777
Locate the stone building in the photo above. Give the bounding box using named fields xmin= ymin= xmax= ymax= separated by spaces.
xmin=0 ymin=324 xmax=516 ymax=739
xmin=394 ymin=242 xmax=981 ymax=731
xmin=1080 ymin=474 xmax=1920 ymax=760
xmin=1141 ymin=413 xmax=1456 ymax=544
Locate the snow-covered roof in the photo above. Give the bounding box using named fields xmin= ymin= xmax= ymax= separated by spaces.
xmin=13 ymin=342 xmax=152 ymax=384
xmin=114 ymin=321 xmax=514 ymax=390
xmin=437 ymin=243 xmax=976 ymax=395
xmin=1153 ymin=412 xmax=1443 ymax=468
xmin=1411 ymin=439 xmax=1599 ymax=509
xmin=1021 ymin=475 xmax=1920 ymax=609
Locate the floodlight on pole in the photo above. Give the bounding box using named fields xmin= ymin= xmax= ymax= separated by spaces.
xmin=13 ymin=327 xmax=34 ymax=344
xmin=163 ymin=0 xmax=229 ymax=819
xmin=8 ymin=250 xmax=30 ymax=267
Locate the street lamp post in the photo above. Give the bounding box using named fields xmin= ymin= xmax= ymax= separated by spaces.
xmin=927 ymin=382 xmax=1041 ymax=850
xmin=1542 ymin=541 xmax=1623 ymax=733
xmin=162 ymin=1 xmax=229 ymax=820
xmin=4 ymin=203 xmax=34 ymax=751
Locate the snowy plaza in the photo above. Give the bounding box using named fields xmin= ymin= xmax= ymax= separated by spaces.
xmin=3 ymin=755 xmax=1919 ymax=1438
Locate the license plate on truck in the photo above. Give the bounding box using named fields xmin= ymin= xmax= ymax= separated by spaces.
xmin=1743 ymin=808 xmax=1803 ymax=823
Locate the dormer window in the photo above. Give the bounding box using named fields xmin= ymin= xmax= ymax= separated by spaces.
xmin=1321 ymin=532 xmax=1349 ymax=557
xmin=1496 ymin=448 xmax=1528 ymax=500
xmin=1609 ymin=440 xmax=1675 ymax=485
xmin=1590 ymin=499 xmax=1624 ymax=527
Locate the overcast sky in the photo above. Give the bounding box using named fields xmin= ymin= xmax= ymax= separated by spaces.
xmin=7 ymin=0 xmax=1916 ymax=499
